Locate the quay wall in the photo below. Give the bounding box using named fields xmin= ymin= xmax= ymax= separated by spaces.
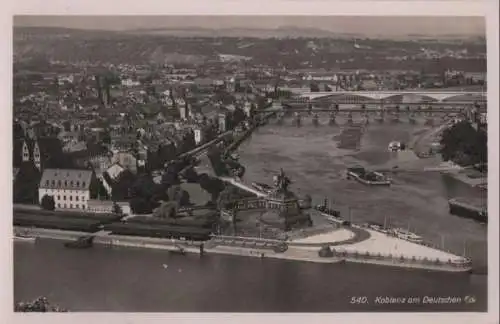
xmin=225 ymin=111 xmax=275 ymax=155
xmin=14 ymin=226 xmax=471 ymax=272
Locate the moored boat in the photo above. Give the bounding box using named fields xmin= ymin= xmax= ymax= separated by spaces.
xmin=448 ymin=197 xmax=487 ymax=223
xmin=14 ymin=234 xmax=36 ymax=243
xmin=346 ymin=166 xmax=391 ymax=186
xmin=64 ymin=236 xmax=94 ymax=249
xmin=390 ymin=228 xmax=424 ymax=244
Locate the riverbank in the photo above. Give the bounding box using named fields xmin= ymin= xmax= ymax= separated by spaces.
xmin=14 ymin=226 xmax=472 ymax=273
xmin=410 ymin=122 xmax=448 ymax=158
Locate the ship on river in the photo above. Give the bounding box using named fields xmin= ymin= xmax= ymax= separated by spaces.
xmin=346 ymin=166 xmax=392 ymax=186
xmin=448 ymin=197 xmax=487 ymax=223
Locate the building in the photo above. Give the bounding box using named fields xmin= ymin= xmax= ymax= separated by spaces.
xmin=69 ymin=144 xmax=111 ymax=171
xmin=38 ymin=169 xmax=98 ymax=210
xmin=218 ymin=113 xmax=227 ymax=133
xmin=14 ymin=137 xmax=65 ymax=171
xmin=193 ymin=127 xmax=204 ymax=145
xmin=111 ymin=151 xmax=138 ymax=174
xmin=179 ymin=105 xmax=187 ymax=120
xmin=243 ymin=101 xmax=253 ymax=118
xmin=87 ymin=200 xmax=131 ymax=215
xmin=121 ymin=79 xmax=141 ymax=87
xmin=106 ymin=162 xmax=126 ymax=181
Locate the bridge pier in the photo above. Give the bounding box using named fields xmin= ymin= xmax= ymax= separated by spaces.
xmin=391 ymin=112 xmax=400 ymax=123
xmin=363 ymin=113 xmax=370 ymax=125
xmin=409 ymin=112 xmax=416 ymax=124
xmin=276 ymin=112 xmax=284 ymax=125
xmin=312 ymin=113 xmax=319 ymax=126
xmin=376 ymin=111 xmax=385 ymax=123
xmin=346 ymin=112 xmax=353 ymax=125
xmin=329 ymin=112 xmax=336 ymax=126
xmin=293 ymin=112 xmax=301 ymax=127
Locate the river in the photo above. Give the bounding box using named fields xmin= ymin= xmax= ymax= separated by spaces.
xmin=14 ymin=118 xmax=488 ymax=312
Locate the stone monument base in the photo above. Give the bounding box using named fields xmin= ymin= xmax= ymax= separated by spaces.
xmin=259 ymin=210 xmax=312 ymax=231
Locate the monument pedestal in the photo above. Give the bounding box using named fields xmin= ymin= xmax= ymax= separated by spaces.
xmin=258 ymin=192 xmax=311 ymax=231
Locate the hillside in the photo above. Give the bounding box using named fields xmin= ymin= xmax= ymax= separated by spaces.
xmin=13 ymin=27 xmax=487 ymax=72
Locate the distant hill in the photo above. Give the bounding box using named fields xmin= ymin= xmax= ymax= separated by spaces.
xmin=12 ymin=26 xmax=486 ymax=72
xmin=14 ymin=26 xmax=485 ymax=41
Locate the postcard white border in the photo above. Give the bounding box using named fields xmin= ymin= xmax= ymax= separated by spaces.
xmin=2 ymin=1 xmax=498 ymax=324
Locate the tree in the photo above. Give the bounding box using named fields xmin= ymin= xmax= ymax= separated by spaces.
xmin=440 ymin=120 xmax=487 ymax=166
xmin=129 ymin=197 xmax=152 ymax=214
xmin=179 ymin=190 xmax=192 ymax=207
xmin=96 ymin=179 xmax=110 ymax=200
xmin=180 ymin=166 xmax=199 ymax=183
xmin=310 ymin=82 xmax=320 ymax=92
xmin=14 ymin=162 xmax=41 ymax=204
xmin=198 ymin=174 xmax=225 ymax=203
xmin=40 ymin=195 xmax=55 ymax=211
xmin=153 ymin=201 xmax=179 ymax=219
xmin=130 ymin=174 xmax=157 ymax=200
xmin=231 ymin=107 xmax=246 ymax=126
xmin=111 ymin=169 xmax=137 ymax=201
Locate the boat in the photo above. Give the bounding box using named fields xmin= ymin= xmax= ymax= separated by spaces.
xmin=365 ymin=222 xmax=390 ymax=234
xmin=391 ymin=228 xmax=424 ymax=244
xmin=64 ymin=236 xmax=94 ymax=249
xmin=14 ymin=234 xmax=36 ymax=243
xmin=388 ymin=141 xmax=406 ymax=152
xmin=448 ymin=197 xmax=487 ymax=223
xmin=346 ymin=166 xmax=391 ymax=186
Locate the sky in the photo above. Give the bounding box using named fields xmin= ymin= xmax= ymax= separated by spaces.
xmin=13 ymin=16 xmax=485 ymax=37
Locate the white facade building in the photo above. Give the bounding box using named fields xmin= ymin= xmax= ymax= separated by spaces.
xmin=38 ymin=169 xmax=95 ymax=210
xmin=218 ymin=113 xmax=227 ymax=133
xmin=106 ymin=162 xmax=125 ymax=181
xmin=193 ymin=127 xmax=204 ymax=145
xmin=121 ymin=79 xmax=141 ymax=87
xmin=179 ymin=105 xmax=187 ymax=120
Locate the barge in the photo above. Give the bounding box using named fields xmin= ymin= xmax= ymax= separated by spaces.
xmin=448 ymin=197 xmax=487 ymax=223
xmin=346 ymin=166 xmax=391 ymax=186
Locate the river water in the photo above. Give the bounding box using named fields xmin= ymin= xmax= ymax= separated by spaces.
xmin=14 ymin=119 xmax=488 ymax=312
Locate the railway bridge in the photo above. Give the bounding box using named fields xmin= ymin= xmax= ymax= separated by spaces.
xmin=292 ymin=89 xmax=486 ymax=102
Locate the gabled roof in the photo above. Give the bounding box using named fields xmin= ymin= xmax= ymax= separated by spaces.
xmin=39 ymin=168 xmax=94 ymax=190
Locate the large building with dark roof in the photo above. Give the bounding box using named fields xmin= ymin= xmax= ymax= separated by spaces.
xmin=38 ymin=168 xmax=98 ymax=210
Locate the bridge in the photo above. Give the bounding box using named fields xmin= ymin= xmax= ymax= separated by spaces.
xmin=293 ymin=90 xmax=486 ymax=102
xmin=263 ymin=107 xmax=466 ymax=114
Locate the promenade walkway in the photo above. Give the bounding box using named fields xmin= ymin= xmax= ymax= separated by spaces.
xmin=218 ymin=177 xmax=268 ymax=197
xmin=289 ymin=226 xmax=371 ymax=248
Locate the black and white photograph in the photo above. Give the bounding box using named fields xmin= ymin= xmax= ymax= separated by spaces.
xmin=6 ymin=1 xmax=499 ymax=322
